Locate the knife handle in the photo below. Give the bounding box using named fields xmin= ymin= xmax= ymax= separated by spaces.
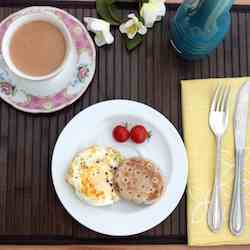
xmin=230 ymin=150 xmax=245 ymax=236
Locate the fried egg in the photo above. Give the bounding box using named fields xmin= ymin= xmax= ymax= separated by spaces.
xmin=66 ymin=145 xmax=123 ymax=206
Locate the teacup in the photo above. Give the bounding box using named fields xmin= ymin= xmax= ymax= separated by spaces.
xmin=1 ymin=12 xmax=77 ymax=96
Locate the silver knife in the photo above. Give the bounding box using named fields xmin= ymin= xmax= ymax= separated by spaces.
xmin=230 ymin=80 xmax=250 ymax=236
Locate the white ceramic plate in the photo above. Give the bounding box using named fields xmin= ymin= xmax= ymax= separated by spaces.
xmin=52 ymin=100 xmax=188 ymax=236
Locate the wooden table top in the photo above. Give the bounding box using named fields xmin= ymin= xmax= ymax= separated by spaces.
xmin=0 ymin=245 xmax=250 ymax=250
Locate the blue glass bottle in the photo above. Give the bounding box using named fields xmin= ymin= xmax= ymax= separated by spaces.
xmin=170 ymin=0 xmax=235 ymax=60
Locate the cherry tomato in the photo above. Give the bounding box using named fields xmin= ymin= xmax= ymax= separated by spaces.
xmin=130 ymin=125 xmax=150 ymax=144
xmin=113 ymin=125 xmax=130 ymax=143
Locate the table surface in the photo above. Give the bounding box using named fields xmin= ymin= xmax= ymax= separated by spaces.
xmin=0 ymin=246 xmax=250 ymax=250
xmin=3 ymin=246 xmax=250 ymax=250
xmin=0 ymin=0 xmax=250 ymax=250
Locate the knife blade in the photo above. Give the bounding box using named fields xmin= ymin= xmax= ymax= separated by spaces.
xmin=230 ymin=80 xmax=250 ymax=236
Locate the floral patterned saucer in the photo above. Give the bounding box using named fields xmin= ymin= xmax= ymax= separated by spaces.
xmin=0 ymin=6 xmax=96 ymax=113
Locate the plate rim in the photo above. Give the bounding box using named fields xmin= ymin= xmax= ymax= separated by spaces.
xmin=52 ymin=99 xmax=188 ymax=236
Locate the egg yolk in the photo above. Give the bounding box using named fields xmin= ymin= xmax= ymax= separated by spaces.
xmin=80 ymin=165 xmax=112 ymax=201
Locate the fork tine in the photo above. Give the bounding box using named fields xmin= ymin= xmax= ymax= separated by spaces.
xmin=216 ymin=86 xmax=226 ymax=111
xmin=211 ymin=85 xmax=222 ymax=111
xmin=220 ymin=85 xmax=230 ymax=112
xmin=225 ymin=86 xmax=231 ymax=118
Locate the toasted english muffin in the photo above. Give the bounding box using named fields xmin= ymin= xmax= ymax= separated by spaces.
xmin=114 ymin=157 xmax=165 ymax=205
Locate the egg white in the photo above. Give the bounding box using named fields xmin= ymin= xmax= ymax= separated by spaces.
xmin=66 ymin=145 xmax=123 ymax=206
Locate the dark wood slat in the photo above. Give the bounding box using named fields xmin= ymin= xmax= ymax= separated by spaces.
xmin=98 ymin=41 xmax=107 ymax=102
xmin=31 ymin=116 xmax=42 ymax=235
xmin=47 ymin=115 xmax=58 ymax=235
xmin=122 ymin=11 xmax=130 ymax=100
xmin=224 ymin=18 xmax=233 ymax=77
xmin=232 ymin=12 xmax=240 ymax=77
xmin=0 ymin=102 xmax=8 ymax=235
xmin=247 ymin=12 xmax=250 ymax=76
xmin=55 ymin=110 xmax=73 ymax=237
xmin=145 ymin=22 xmax=154 ymax=107
xmin=23 ymin=114 xmax=33 ymax=235
xmin=39 ymin=117 xmax=50 ymax=234
xmin=138 ymin=15 xmax=147 ymax=105
xmin=106 ymin=42 xmax=115 ymax=100
xmin=216 ymin=36 xmax=225 ymax=78
xmin=239 ymin=12 xmax=248 ymax=76
xmin=15 ymin=112 xmax=25 ymax=234
xmin=114 ymin=26 xmax=123 ymax=99
xmin=208 ymin=46 xmax=217 ymax=78
xmin=130 ymin=33 xmax=138 ymax=102
xmin=5 ymin=107 xmax=17 ymax=235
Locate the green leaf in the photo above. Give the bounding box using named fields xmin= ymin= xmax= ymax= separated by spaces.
xmin=138 ymin=16 xmax=145 ymax=23
xmin=139 ymin=0 xmax=149 ymax=8
xmin=96 ymin=0 xmax=122 ymax=26
xmin=126 ymin=34 xmax=144 ymax=51
xmin=108 ymin=4 xmax=122 ymax=23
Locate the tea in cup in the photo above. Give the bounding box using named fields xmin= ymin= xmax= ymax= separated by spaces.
xmin=1 ymin=12 xmax=74 ymax=95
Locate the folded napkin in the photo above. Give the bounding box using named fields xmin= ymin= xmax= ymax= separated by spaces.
xmin=182 ymin=77 xmax=250 ymax=246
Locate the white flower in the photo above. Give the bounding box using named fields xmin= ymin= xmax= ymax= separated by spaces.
xmin=84 ymin=17 xmax=114 ymax=47
xmin=140 ymin=0 xmax=166 ymax=28
xmin=119 ymin=14 xmax=147 ymax=39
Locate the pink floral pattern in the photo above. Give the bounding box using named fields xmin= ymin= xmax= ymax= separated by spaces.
xmin=0 ymin=82 xmax=13 ymax=95
xmin=0 ymin=7 xmax=96 ymax=113
xmin=78 ymin=65 xmax=89 ymax=81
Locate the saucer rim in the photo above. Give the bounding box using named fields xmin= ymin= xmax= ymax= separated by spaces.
xmin=0 ymin=6 xmax=96 ymax=113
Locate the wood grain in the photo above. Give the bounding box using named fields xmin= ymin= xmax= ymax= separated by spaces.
xmin=0 ymin=5 xmax=186 ymax=245
xmin=0 ymin=245 xmax=249 ymax=250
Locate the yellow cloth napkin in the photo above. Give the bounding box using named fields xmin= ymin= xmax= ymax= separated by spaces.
xmin=182 ymin=77 xmax=250 ymax=246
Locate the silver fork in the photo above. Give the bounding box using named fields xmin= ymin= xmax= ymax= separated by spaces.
xmin=207 ymin=84 xmax=231 ymax=232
